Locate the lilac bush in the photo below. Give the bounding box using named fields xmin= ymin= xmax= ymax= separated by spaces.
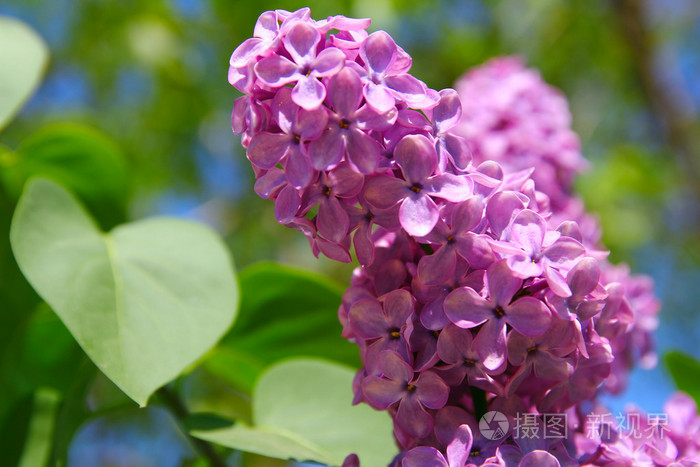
xmin=228 ymin=8 xmax=696 ymax=466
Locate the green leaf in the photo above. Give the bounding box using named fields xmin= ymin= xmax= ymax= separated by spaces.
xmin=0 ymin=15 xmax=49 ymax=130
xmin=0 ymin=123 xmax=130 ymax=229
xmin=665 ymin=351 xmax=700 ymax=406
xmin=191 ymin=358 xmax=396 ymax=467
xmin=206 ymin=262 xmax=360 ymax=393
xmin=10 ymin=178 xmax=239 ymax=406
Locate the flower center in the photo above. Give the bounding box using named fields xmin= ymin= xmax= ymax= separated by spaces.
xmin=464 ymin=358 xmax=476 ymax=367
xmin=293 ymin=134 xmax=301 ymax=145
xmin=493 ymin=305 xmax=505 ymax=318
xmin=322 ymin=185 xmax=332 ymax=197
xmin=446 ymin=235 xmax=455 ymax=244
xmin=527 ymin=345 xmax=538 ymax=354
xmin=405 ymin=383 xmax=416 ymax=393
xmin=410 ymin=183 xmax=422 ymax=194
xmin=338 ymin=119 xmax=351 ymax=129
xmin=388 ymin=327 xmax=401 ymax=339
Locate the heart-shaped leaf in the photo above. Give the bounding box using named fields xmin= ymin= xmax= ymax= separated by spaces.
xmin=191 ymin=358 xmax=396 ymax=467
xmin=10 ymin=178 xmax=238 ymax=406
xmin=0 ymin=16 xmax=49 ymax=130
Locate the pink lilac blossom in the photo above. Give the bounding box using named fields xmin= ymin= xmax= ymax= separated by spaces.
xmin=228 ymin=9 xmax=676 ymax=466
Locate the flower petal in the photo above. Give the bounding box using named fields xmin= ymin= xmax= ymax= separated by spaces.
xmin=446 ymin=425 xmax=473 ymax=467
xmin=415 ymin=371 xmax=449 ymax=409
xmin=362 ymin=375 xmax=404 ymax=409
xmin=292 ymin=75 xmax=326 ymax=110
xmin=486 ymin=191 xmax=525 ymax=239
xmin=328 ymin=67 xmax=363 ymax=117
xmin=346 ymin=129 xmax=380 ymax=174
xmin=353 ymin=222 xmax=375 ymax=267
xmin=432 ymin=88 xmax=462 ymax=132
xmin=284 ymin=146 xmax=314 ymax=188
xmin=474 ymin=319 xmax=507 ymax=371
xmin=395 ymin=135 xmax=437 ymax=184
xmin=360 ymin=30 xmax=397 ymax=75
xmin=533 ymin=352 xmax=573 ymax=381
xmin=364 ymin=81 xmax=396 ymax=113
xmin=440 ymin=133 xmax=472 ymax=171
xmin=424 ymin=174 xmax=472 ymax=202
xmin=254 ymin=55 xmax=299 ymax=87
xmin=318 ymin=195 xmax=350 ymax=243
xmin=437 ymin=325 xmax=474 ymax=364
xmin=487 ymin=260 xmax=522 ymax=307
xmin=402 ymin=447 xmax=448 ymax=467
xmin=567 ymin=257 xmax=600 ymax=297
xmin=283 ymin=21 xmax=320 ymax=64
xmin=349 ymin=298 xmax=387 ymax=339
xmin=363 ymin=176 xmax=408 ymax=209
xmin=311 ymin=47 xmax=345 ymax=77
xmin=520 ymin=451 xmax=561 ymax=467
xmin=544 ymin=266 xmax=572 ymax=298
xmin=230 ymin=37 xmax=265 ymax=68
xmin=456 ymin=235 xmax=495 ymax=270
xmin=308 ymin=128 xmax=344 ymax=170
xmin=443 ymin=287 xmax=492 ymax=329
xmin=383 ymin=289 xmax=414 ymax=328
xmin=384 ymin=74 xmax=434 ymax=107
xmin=379 ymin=350 xmax=414 ymax=382
xmin=506 ymin=297 xmax=551 ymax=337
xmin=397 ymin=396 xmax=433 ymax=438
xmin=418 ymin=245 xmax=457 ymax=286
xmin=274 ymin=185 xmax=300 ymax=224
xmin=247 ymin=132 xmax=290 ymax=169
xmin=510 ymin=209 xmax=546 ymax=258
xmin=399 ymin=194 xmax=439 ymax=237
xmin=296 ymin=106 xmax=328 ymax=139
xmin=452 ymin=197 xmax=484 ymax=234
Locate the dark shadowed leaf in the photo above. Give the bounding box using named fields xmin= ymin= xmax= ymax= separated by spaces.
xmin=665 ymin=351 xmax=700 ymax=406
xmin=0 ymin=124 xmax=129 ymax=228
xmin=206 ymin=262 xmax=359 ymax=393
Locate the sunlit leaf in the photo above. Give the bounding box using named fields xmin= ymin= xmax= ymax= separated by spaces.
xmin=11 ymin=178 xmax=239 ymax=406
xmin=191 ymin=358 xmax=396 ymax=467
xmin=0 ymin=15 xmax=49 ymax=130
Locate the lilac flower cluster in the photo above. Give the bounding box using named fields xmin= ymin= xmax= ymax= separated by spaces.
xmin=452 ymin=57 xmax=663 ymax=398
xmin=574 ymin=393 xmax=700 ymax=466
xmin=452 ymin=56 xmax=586 ymax=212
xmin=228 ymin=9 xmax=679 ymax=466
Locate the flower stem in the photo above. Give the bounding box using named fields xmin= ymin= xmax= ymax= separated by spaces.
xmin=157 ymin=386 xmax=228 ymax=467
xmin=471 ymin=386 xmax=487 ymax=421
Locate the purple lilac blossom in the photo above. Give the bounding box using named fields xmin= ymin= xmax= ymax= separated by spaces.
xmin=228 ymin=10 xmax=672 ymax=466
